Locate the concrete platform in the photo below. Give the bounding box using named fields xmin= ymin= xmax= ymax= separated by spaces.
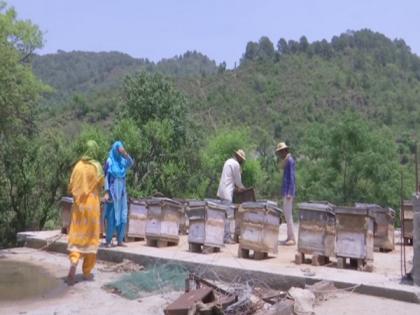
xmin=17 ymin=227 xmax=420 ymax=304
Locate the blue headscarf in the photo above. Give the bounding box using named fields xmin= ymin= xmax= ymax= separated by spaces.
xmin=106 ymin=141 xmax=127 ymax=178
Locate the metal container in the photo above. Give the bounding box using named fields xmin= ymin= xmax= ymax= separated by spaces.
xmin=355 ymin=203 xmax=395 ymax=252
xmin=401 ymin=200 xmax=414 ymax=245
xmin=335 ymin=206 xmax=374 ymax=261
xmin=60 ymin=196 xmax=73 ymax=234
xmin=145 ymin=198 xmax=184 ymax=244
xmin=127 ymin=199 xmax=148 ymax=239
xmin=297 ymin=202 xmax=336 ymax=257
xmin=238 ymin=200 xmax=283 ymax=254
xmin=187 ymin=200 xmax=225 ymax=248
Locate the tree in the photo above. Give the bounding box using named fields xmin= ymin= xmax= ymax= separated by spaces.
xmin=120 ymin=72 xmax=193 ymax=197
xmin=298 ymin=113 xmax=400 ymax=208
xmin=199 ymin=128 xmax=262 ymax=198
xmin=258 ymin=36 xmax=275 ymax=60
xmin=299 ymin=36 xmax=309 ymax=53
xmin=277 ymin=38 xmax=289 ymax=54
xmin=0 ymin=2 xmax=55 ymax=247
xmin=0 ymin=2 xmax=46 ymax=137
xmin=243 ymin=41 xmax=259 ymax=61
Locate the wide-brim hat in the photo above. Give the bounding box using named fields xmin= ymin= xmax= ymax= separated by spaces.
xmin=235 ymin=149 xmax=246 ymax=161
xmin=275 ymin=142 xmax=288 ymax=152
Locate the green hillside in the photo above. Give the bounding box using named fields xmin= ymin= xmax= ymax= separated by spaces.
xmin=1 ymin=0 xmax=418 ymax=247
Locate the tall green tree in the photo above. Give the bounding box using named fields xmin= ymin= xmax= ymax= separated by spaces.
xmin=298 ymin=113 xmax=400 ymax=208
xmin=120 ymin=72 xmax=192 ymax=197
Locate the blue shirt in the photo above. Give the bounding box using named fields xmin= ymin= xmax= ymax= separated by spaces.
xmin=281 ymin=155 xmax=296 ymax=197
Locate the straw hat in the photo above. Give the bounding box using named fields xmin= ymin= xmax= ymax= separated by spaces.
xmin=235 ymin=149 xmax=246 ymax=161
xmin=275 ymin=142 xmax=289 ymax=152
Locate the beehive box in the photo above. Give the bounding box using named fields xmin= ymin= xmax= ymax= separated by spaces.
xmin=174 ymin=199 xmax=188 ymax=235
xmin=127 ymin=199 xmax=148 ymax=239
xmin=60 ymin=196 xmax=73 ymax=234
xmin=297 ymin=202 xmax=336 ymax=258
xmin=187 ymin=200 xmax=226 ymax=249
xmin=145 ymin=198 xmax=184 ymax=244
xmin=335 ymin=206 xmax=374 ymax=268
xmin=60 ymin=196 xmax=104 ymax=236
xmin=401 ymin=200 xmax=414 ymax=245
xmin=238 ymin=200 xmax=282 ymax=255
xmin=355 ymin=203 xmax=395 ymax=252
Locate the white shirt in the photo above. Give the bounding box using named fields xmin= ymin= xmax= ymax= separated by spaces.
xmin=217 ymin=158 xmax=244 ymax=202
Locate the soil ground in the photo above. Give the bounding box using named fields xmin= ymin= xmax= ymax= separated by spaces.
xmin=1 ymin=248 xmax=419 ymax=315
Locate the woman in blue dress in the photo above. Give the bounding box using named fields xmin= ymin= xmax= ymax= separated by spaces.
xmin=104 ymin=141 xmax=133 ymax=247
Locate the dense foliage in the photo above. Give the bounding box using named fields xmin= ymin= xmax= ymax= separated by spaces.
xmin=1 ymin=2 xmax=419 ymax=247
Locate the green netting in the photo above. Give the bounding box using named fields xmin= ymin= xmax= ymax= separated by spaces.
xmin=103 ymin=263 xmax=188 ymax=300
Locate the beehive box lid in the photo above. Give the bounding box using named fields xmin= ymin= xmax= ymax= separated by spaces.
xmin=146 ymin=197 xmax=184 ymax=209
xmin=130 ymin=198 xmax=147 ymax=205
xmin=355 ymin=203 xmax=395 ymax=216
xmin=334 ymin=206 xmax=374 ymax=217
xmin=206 ymin=200 xmax=233 ymax=211
xmin=298 ymin=202 xmax=335 ymax=214
xmin=60 ymin=196 xmax=73 ymax=203
xmin=240 ymin=200 xmax=282 ymax=214
xmin=403 ymin=200 xmax=413 ymax=207
xmin=187 ymin=200 xmax=206 ymax=208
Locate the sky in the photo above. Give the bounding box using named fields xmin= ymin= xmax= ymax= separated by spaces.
xmin=6 ymin=0 xmax=420 ymax=67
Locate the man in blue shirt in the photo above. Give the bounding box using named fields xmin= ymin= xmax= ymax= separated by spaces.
xmin=276 ymin=142 xmax=296 ymax=245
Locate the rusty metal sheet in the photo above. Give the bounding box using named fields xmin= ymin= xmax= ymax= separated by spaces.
xmin=164 ymin=287 xmax=215 ymax=315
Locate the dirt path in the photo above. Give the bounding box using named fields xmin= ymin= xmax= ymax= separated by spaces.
xmin=0 ymin=248 xmax=179 ymax=315
xmin=0 ymin=248 xmax=419 ymax=315
xmin=314 ymin=292 xmax=420 ymax=315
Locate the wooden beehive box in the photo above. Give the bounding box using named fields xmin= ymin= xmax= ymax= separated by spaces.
xmin=238 ymin=201 xmax=282 ymax=254
xmin=356 ymin=203 xmax=395 ymax=252
xmin=187 ymin=200 xmax=226 ymax=249
xmin=145 ymin=198 xmax=183 ymax=244
xmin=297 ymin=202 xmax=336 ymax=258
xmin=335 ymin=206 xmax=374 ymax=261
xmin=127 ymin=199 xmax=148 ymax=240
xmin=60 ymin=196 xmax=73 ymax=234
xmin=60 ymin=196 xmax=104 ymax=237
xmin=401 ymin=200 xmax=414 ymax=245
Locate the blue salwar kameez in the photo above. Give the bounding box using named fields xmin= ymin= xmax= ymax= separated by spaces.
xmin=104 ymin=141 xmax=133 ymax=245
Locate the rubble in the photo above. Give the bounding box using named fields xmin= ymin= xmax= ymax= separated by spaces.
xmin=98 ymin=259 xmax=144 ymax=273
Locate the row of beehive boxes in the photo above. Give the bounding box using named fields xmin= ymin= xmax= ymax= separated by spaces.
xmin=60 ymin=197 xmax=185 ymax=244
xmin=297 ymin=202 xmax=395 ymax=264
xmin=60 ymin=196 xmax=283 ymax=252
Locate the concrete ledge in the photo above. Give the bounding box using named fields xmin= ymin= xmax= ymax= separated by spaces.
xmin=18 ymin=231 xmax=420 ymax=304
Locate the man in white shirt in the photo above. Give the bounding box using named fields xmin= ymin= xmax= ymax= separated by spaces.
xmin=217 ymin=149 xmax=246 ymax=243
xmin=217 ymin=149 xmax=246 ymax=202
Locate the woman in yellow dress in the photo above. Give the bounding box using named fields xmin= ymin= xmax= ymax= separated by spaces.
xmin=67 ymin=140 xmax=104 ymax=285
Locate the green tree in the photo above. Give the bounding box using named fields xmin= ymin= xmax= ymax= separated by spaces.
xmin=0 ymin=2 xmax=55 ymax=247
xmin=119 ymin=72 xmax=193 ymax=197
xmin=299 ymin=113 xmax=400 ymax=208
xmin=199 ymin=128 xmax=262 ymax=198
